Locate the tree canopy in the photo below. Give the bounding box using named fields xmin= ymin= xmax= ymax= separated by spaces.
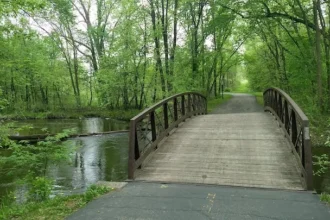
xmin=0 ymin=0 xmax=328 ymax=117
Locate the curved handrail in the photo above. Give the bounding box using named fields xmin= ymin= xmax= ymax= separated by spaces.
xmin=128 ymin=92 xmax=207 ymax=179
xmin=263 ymin=87 xmax=313 ymax=190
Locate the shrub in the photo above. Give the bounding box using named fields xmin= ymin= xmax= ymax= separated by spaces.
xmin=84 ymin=185 xmax=110 ymax=202
xmin=27 ymin=177 xmax=53 ymax=202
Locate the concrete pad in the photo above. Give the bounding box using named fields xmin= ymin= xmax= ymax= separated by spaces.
xmin=96 ymin=181 xmax=128 ymax=190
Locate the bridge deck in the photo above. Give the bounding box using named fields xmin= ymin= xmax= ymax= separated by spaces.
xmin=135 ymin=94 xmax=304 ymax=190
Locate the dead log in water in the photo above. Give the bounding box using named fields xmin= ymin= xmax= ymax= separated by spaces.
xmin=8 ymin=130 xmax=129 ymax=142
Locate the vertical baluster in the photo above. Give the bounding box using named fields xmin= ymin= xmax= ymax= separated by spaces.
xmin=174 ymin=97 xmax=178 ymax=121
xmin=291 ymin=111 xmax=297 ymax=149
xmin=270 ymin=90 xmax=272 ymax=109
xmin=188 ymin=94 xmax=192 ymax=114
xmin=272 ymin=90 xmax=276 ymax=110
xmin=197 ymin=95 xmax=200 ymax=114
xmin=274 ymin=91 xmax=278 ymax=116
xmin=150 ymin=111 xmax=157 ymax=142
xmin=284 ymin=101 xmax=289 ymax=132
xmin=181 ymin=95 xmax=185 ymax=116
xmin=278 ymin=95 xmax=283 ymax=123
xmin=163 ymin=102 xmax=169 ymax=129
xmin=192 ymin=94 xmax=196 ymax=114
xmin=205 ymin=96 xmax=208 ymax=114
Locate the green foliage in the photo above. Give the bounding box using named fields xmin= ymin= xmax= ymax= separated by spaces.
xmin=251 ymin=92 xmax=264 ymax=106
xmin=0 ymin=0 xmax=244 ymax=115
xmin=0 ymin=0 xmax=46 ymax=15
xmin=1 ymin=129 xmax=73 ymax=178
xmin=320 ymin=193 xmax=330 ymax=204
xmin=0 ymin=185 xmax=111 ymax=220
xmin=84 ymin=185 xmax=110 ymax=203
xmin=0 ymin=128 xmax=75 ymax=210
xmin=233 ymin=82 xmax=251 ymax=93
xmin=313 ymin=154 xmax=330 ymax=176
xmin=27 ymin=177 xmax=52 ymax=202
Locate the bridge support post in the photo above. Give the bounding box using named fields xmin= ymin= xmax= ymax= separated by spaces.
xmin=303 ymin=123 xmax=313 ymax=190
xmin=128 ymin=120 xmax=138 ymax=179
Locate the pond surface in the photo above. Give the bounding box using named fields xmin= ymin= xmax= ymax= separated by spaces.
xmin=0 ymin=118 xmax=129 ymax=202
xmin=48 ymin=133 xmax=128 ymax=195
xmin=9 ymin=118 xmax=129 ymax=135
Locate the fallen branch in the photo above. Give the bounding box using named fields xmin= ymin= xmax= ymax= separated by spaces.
xmin=8 ymin=130 xmax=129 ymax=142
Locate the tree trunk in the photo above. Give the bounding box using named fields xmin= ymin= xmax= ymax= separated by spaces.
xmin=150 ymin=0 xmax=166 ymax=97
xmin=313 ymin=0 xmax=323 ymax=109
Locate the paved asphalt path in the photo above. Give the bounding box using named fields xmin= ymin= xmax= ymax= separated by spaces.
xmin=67 ymin=182 xmax=330 ymax=220
xmin=211 ymin=93 xmax=263 ymax=114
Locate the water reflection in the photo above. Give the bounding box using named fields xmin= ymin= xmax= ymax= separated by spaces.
xmin=47 ymin=133 xmax=128 ymax=195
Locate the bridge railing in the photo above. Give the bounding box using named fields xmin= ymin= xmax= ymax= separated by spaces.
xmin=263 ymin=87 xmax=313 ymax=190
xmin=128 ymin=92 xmax=207 ymax=179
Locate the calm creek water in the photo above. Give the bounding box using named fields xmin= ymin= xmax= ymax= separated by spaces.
xmin=0 ymin=118 xmax=129 ymax=202
xmin=0 ymin=117 xmax=329 ymax=202
xmin=9 ymin=118 xmax=129 ymax=135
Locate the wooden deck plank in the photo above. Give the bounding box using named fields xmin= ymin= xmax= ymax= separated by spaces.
xmin=135 ymin=112 xmax=304 ymax=190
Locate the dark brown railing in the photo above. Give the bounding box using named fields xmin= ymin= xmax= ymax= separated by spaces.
xmin=264 ymin=87 xmax=313 ymax=190
xmin=128 ymin=92 xmax=207 ymax=179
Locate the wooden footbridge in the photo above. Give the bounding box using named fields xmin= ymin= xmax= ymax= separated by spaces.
xmin=127 ymin=88 xmax=313 ymax=191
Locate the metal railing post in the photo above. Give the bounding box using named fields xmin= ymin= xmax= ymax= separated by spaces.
xmin=163 ymin=103 xmax=169 ymax=129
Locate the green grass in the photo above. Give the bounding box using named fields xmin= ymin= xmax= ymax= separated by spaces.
xmin=321 ymin=193 xmax=330 ymax=204
xmin=207 ymin=94 xmax=232 ymax=113
xmin=233 ymin=84 xmax=250 ymax=93
xmin=0 ymin=185 xmax=112 ymax=220
xmin=251 ymin=92 xmax=264 ymax=106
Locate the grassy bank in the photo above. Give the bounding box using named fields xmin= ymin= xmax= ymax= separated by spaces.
xmin=207 ymin=94 xmax=232 ymax=113
xmin=251 ymin=92 xmax=264 ymax=106
xmin=321 ymin=193 xmax=330 ymax=204
xmin=0 ymin=109 xmax=140 ymax=122
xmin=0 ymin=185 xmax=111 ymax=220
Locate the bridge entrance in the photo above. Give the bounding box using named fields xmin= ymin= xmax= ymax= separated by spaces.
xmin=128 ymin=88 xmax=313 ymax=190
